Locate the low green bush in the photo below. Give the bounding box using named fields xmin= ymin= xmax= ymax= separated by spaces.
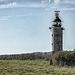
xmin=53 ymin=51 xmax=75 ymax=66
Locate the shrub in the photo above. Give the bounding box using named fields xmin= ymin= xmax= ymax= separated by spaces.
xmin=53 ymin=51 xmax=75 ymax=66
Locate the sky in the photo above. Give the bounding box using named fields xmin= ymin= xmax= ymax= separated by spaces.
xmin=0 ymin=0 xmax=75 ymax=55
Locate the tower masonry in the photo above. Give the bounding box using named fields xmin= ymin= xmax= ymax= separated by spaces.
xmin=49 ymin=11 xmax=64 ymax=53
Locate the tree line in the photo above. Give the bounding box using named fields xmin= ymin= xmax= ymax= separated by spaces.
xmin=0 ymin=52 xmax=51 ymax=60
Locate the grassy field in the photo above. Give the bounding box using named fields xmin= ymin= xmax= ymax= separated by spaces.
xmin=0 ymin=60 xmax=75 ymax=75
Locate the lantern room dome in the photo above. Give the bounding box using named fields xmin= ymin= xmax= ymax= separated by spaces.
xmin=53 ymin=17 xmax=61 ymax=22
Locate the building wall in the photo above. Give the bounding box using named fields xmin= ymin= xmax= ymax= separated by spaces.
xmin=51 ymin=26 xmax=63 ymax=53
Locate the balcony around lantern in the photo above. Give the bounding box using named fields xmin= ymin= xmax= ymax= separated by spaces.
xmin=52 ymin=22 xmax=62 ymax=27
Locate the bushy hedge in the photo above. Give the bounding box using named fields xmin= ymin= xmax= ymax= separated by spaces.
xmin=53 ymin=51 xmax=75 ymax=66
xmin=0 ymin=52 xmax=51 ymax=60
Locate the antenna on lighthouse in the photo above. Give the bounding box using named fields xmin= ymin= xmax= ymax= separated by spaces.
xmin=54 ymin=10 xmax=60 ymax=18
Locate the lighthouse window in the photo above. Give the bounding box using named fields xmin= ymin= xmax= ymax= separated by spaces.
xmin=58 ymin=22 xmax=61 ymax=25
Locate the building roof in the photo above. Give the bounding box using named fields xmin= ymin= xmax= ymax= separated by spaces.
xmin=53 ymin=17 xmax=61 ymax=22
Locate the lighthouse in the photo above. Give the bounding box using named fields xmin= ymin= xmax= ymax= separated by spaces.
xmin=49 ymin=11 xmax=64 ymax=53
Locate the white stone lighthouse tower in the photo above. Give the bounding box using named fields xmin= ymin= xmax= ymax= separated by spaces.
xmin=49 ymin=11 xmax=64 ymax=53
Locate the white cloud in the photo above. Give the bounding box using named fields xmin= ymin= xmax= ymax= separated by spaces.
xmin=6 ymin=14 xmax=41 ymax=18
xmin=61 ymin=0 xmax=75 ymax=4
xmin=0 ymin=17 xmax=8 ymax=21
xmin=54 ymin=0 xmax=60 ymax=3
xmin=0 ymin=2 xmax=17 ymax=8
xmin=0 ymin=13 xmax=43 ymax=21
xmin=0 ymin=1 xmax=47 ymax=9
xmin=49 ymin=0 xmax=51 ymax=3
xmin=61 ymin=7 xmax=75 ymax=11
xmin=22 ymin=4 xmax=46 ymax=8
xmin=48 ymin=0 xmax=75 ymax=11
xmin=0 ymin=0 xmax=74 ymax=11
xmin=0 ymin=0 xmax=5 ymax=1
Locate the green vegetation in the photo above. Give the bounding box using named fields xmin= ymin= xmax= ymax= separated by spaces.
xmin=0 ymin=60 xmax=75 ymax=75
xmin=53 ymin=51 xmax=75 ymax=66
xmin=0 ymin=52 xmax=51 ymax=60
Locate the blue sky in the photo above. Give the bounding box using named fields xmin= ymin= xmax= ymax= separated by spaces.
xmin=0 ymin=0 xmax=75 ymax=55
